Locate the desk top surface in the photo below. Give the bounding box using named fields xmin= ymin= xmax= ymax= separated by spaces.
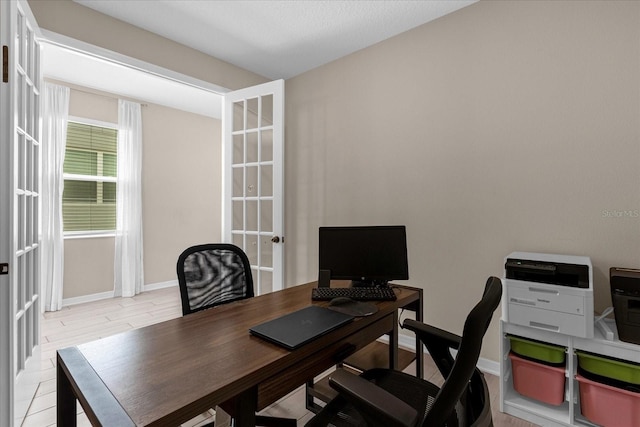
xmin=68 ymin=281 xmax=420 ymax=426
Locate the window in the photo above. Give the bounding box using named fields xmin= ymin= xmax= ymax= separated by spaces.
xmin=63 ymin=120 xmax=118 ymax=234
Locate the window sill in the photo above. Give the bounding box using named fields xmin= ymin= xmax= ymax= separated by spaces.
xmin=64 ymin=231 xmax=116 ymax=240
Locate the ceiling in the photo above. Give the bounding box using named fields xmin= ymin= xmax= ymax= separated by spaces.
xmin=44 ymin=1 xmax=476 ymax=119
xmin=73 ymin=0 xmax=477 ymax=80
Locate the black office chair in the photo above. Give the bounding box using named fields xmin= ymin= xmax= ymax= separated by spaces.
xmin=177 ymin=243 xmax=296 ymax=427
xmin=305 ymin=276 xmax=502 ymax=427
xmin=177 ymin=243 xmax=255 ymax=315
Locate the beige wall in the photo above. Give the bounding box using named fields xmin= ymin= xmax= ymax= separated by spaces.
xmin=63 ymin=87 xmax=117 ymax=299
xmin=62 ymin=85 xmax=220 ymax=299
xmin=142 ymin=103 xmax=221 ymax=285
xmin=285 ymin=0 xmax=640 ymax=362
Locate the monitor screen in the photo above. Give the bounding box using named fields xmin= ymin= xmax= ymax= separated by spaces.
xmin=318 ymin=225 xmax=409 ymax=286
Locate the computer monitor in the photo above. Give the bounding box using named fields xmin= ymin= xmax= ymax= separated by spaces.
xmin=318 ymin=225 xmax=409 ymax=287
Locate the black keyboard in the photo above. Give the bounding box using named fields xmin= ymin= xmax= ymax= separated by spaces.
xmin=311 ymin=287 xmax=397 ymax=301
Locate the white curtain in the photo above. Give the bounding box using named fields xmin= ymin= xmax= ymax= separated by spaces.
xmin=41 ymin=83 xmax=70 ymax=312
xmin=114 ymin=100 xmax=144 ymax=297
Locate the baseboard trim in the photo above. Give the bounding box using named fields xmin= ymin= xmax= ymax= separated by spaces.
xmin=143 ymin=280 xmax=178 ymax=292
xmin=62 ymin=291 xmax=115 ymax=307
xmin=62 ymin=280 xmax=178 ymax=307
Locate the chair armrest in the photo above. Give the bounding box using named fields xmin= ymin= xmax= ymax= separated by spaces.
xmin=403 ymin=318 xmax=462 ymax=379
xmin=328 ymin=369 xmax=419 ymax=427
xmin=403 ymin=318 xmax=461 ymax=350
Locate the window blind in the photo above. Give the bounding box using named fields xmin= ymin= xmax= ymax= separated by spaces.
xmin=63 ymin=121 xmax=118 ymax=233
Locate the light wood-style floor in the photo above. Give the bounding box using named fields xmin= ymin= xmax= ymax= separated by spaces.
xmin=23 ymin=286 xmax=537 ymax=426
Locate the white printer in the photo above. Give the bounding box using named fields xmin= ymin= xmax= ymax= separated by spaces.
xmin=503 ymin=252 xmax=593 ymax=338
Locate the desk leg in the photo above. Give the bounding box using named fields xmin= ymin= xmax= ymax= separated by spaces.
xmin=232 ymin=386 xmax=258 ymax=427
xmin=389 ymin=310 xmax=399 ymax=370
xmin=57 ymin=356 xmax=77 ymax=427
xmin=415 ymin=290 xmax=424 ymax=379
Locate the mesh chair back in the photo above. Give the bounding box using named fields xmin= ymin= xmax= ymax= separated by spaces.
xmin=177 ymin=243 xmax=254 ymax=315
xmin=422 ymin=277 xmax=502 ymax=426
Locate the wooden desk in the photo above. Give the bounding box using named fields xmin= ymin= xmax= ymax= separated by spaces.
xmin=57 ymin=281 xmax=422 ymax=426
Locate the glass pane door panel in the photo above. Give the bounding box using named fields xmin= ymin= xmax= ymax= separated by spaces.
xmin=32 ymin=248 xmax=39 ymax=297
xmin=246 ymin=200 xmax=258 ymax=232
xmin=247 ymin=97 xmax=259 ymax=129
xmin=18 ymin=135 xmax=25 ymax=189
xmin=260 ymin=237 xmax=273 ymax=267
xmin=26 ymin=87 xmax=32 ymax=136
xmin=232 ymin=233 xmax=243 ymax=249
xmin=26 ymin=308 xmax=34 ymax=356
xmin=260 ymin=165 xmax=273 ymax=197
xmin=232 ymin=168 xmax=243 ymax=197
xmin=233 ymin=101 xmax=244 ymax=132
xmin=261 ymin=130 xmax=273 ymax=162
xmin=25 ymin=252 xmax=32 ymax=301
xmin=33 ymin=143 xmax=39 ymax=193
xmin=27 ymin=251 xmax=34 ymax=300
xmin=34 ymin=92 xmax=40 ymax=140
xmin=246 ymin=131 xmax=258 ymax=163
xmin=232 ymin=200 xmax=243 ymax=230
xmin=27 ymin=29 xmax=33 ymax=78
xmin=16 ymin=12 xmax=24 ymax=67
xmin=30 ymin=199 xmax=36 ymax=245
xmin=233 ymin=134 xmax=244 ymax=164
xmin=18 ymin=196 xmax=25 ymax=250
xmin=17 ymin=317 xmax=24 ymax=371
xmin=26 ymin=199 xmax=32 ymax=246
xmin=246 ymin=166 xmax=258 ymax=197
xmin=246 ymin=238 xmax=258 ymax=265
xmin=260 ymin=270 xmax=273 ymax=294
xmin=23 ymin=139 xmax=29 ymax=191
xmin=18 ymin=75 xmax=25 ymax=129
xmin=32 ymin=199 xmax=38 ymax=246
xmin=260 ymin=200 xmax=273 ymax=232
xmin=261 ymin=94 xmax=273 ymax=126
xmin=26 ymin=139 xmax=33 ymax=191
xmin=17 ymin=256 xmax=24 ymax=308
xmin=31 ymin=199 xmax=37 ymax=245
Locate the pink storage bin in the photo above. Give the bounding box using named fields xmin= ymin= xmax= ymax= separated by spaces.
xmin=577 ymin=374 xmax=640 ymax=427
xmin=509 ymin=352 xmax=565 ymax=405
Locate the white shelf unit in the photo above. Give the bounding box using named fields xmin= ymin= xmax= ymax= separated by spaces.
xmin=500 ymin=319 xmax=640 ymax=427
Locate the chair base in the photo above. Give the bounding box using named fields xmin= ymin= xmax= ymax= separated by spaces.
xmin=204 ymin=415 xmax=296 ymax=427
xmin=210 ymin=404 xmax=297 ymax=427
xmin=255 ymin=415 xmax=297 ymax=427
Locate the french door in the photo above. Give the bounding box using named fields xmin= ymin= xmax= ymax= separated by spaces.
xmin=223 ymin=80 xmax=284 ymax=294
xmin=0 ymin=0 xmax=42 ymax=425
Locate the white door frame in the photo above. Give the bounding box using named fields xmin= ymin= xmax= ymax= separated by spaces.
xmin=40 ymin=29 xmax=230 ymax=101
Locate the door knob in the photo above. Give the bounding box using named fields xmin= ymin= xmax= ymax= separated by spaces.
xmin=271 ymin=236 xmax=281 ymax=243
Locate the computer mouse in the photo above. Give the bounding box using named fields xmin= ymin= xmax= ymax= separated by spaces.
xmin=329 ymin=297 xmax=354 ymax=306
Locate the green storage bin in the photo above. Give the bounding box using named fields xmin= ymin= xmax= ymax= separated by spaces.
xmin=508 ymin=335 xmax=566 ymax=364
xmin=576 ymin=351 xmax=640 ymax=385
